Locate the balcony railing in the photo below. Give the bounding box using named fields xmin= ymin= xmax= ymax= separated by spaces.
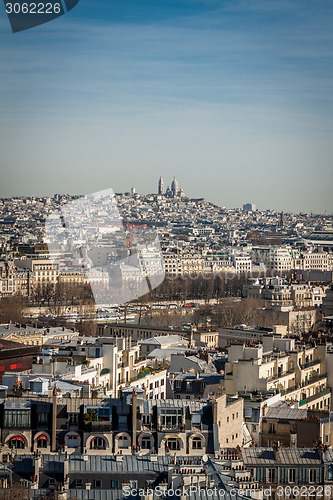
xmin=267 ymin=368 xmax=295 ymax=381
xmin=280 ymin=374 xmax=327 ymax=396
xmin=299 ymin=388 xmax=330 ymax=407
xmin=83 ymin=421 xmax=112 ymax=432
xmin=159 ymin=425 xmax=184 ymax=432
xmin=300 ymin=358 xmax=321 ymax=370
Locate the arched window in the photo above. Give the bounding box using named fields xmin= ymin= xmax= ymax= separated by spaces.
xmin=37 ymin=435 xmax=48 ymax=449
xmin=118 ymin=435 xmax=129 ymax=448
xmin=166 ymin=438 xmax=180 ymax=451
xmin=90 ymin=437 xmax=106 ymax=450
xmin=67 ymin=434 xmax=79 ymax=448
xmin=141 ymin=437 xmax=151 ymax=449
xmin=9 ymin=436 xmax=25 ymax=449
xmin=192 ymin=437 xmax=202 ymax=449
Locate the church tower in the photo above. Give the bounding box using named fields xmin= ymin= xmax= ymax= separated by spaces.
xmin=158 ymin=176 xmax=164 ymax=195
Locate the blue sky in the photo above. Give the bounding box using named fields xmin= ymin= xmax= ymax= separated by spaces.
xmin=0 ymin=0 xmax=332 ymax=212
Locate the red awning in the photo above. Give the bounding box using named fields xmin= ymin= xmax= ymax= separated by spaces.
xmin=37 ymin=435 xmax=48 ymax=440
xmin=10 ymin=436 xmax=25 ymax=443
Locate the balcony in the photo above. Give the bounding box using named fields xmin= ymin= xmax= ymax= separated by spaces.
xmin=159 ymin=424 xmax=184 ymax=432
xmin=280 ymin=374 xmax=327 ymax=397
xmin=300 ymin=359 xmax=321 ymax=370
xmin=267 ymin=368 xmax=295 ymax=381
xmin=83 ymin=421 xmax=112 ymax=432
xmin=299 ymin=388 xmax=330 ymax=407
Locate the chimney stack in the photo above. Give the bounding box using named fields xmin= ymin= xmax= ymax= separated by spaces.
xmin=132 ymin=389 xmax=138 ymax=450
xmin=52 ymin=387 xmax=57 ymax=452
xmin=272 ymin=442 xmax=279 ymax=460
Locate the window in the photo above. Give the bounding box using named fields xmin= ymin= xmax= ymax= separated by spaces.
xmin=4 ymin=410 xmax=31 ymax=429
xmin=69 ymin=413 xmax=78 ymax=424
xmin=76 ymin=479 xmax=83 ymax=488
xmin=118 ymin=435 xmax=129 ymax=448
xmin=67 ymin=435 xmax=79 ymax=448
xmin=192 ymin=437 xmax=202 ymax=449
xmin=38 ymin=412 xmax=49 ymax=426
xmin=161 ymin=379 xmax=165 ymax=386
xmin=142 ymin=415 xmax=150 ymax=425
xmin=118 ymin=415 xmax=127 ymax=426
xmin=268 ymin=469 xmax=276 ymax=483
xmin=112 ymin=481 xmax=119 ymax=489
xmin=227 ymin=417 xmax=229 ymax=423
xmin=8 ymin=436 xmax=25 ymax=449
xmin=288 ymin=469 xmax=296 ymax=483
xmin=94 ymin=480 xmax=102 ymax=489
xmin=37 ymin=435 xmax=48 ymax=448
xmin=90 ymin=437 xmax=106 ymax=450
xmin=159 ymin=408 xmax=183 ymax=430
xmin=268 ymin=423 xmax=275 ymax=434
xmin=49 ymin=478 xmax=55 ymax=486
xmin=309 ymin=469 xmax=317 ymax=483
xmin=141 ymin=437 xmax=151 ymax=449
xmin=166 ymin=438 xmax=180 ymax=451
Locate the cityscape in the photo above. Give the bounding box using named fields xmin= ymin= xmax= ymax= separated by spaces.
xmin=0 ymin=179 xmax=333 ymax=499
xmin=1 ymin=0 xmax=333 ymax=498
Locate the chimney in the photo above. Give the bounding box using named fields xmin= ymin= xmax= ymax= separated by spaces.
xmin=212 ymin=398 xmax=218 ymax=425
xmin=196 ymin=371 xmax=200 ymax=380
xmin=33 ymin=451 xmax=42 ymax=488
xmin=63 ymin=451 xmax=69 ymax=488
xmin=132 ymin=389 xmax=138 ymax=450
xmin=272 ymin=442 xmax=279 ymax=460
xmin=317 ymin=442 xmax=324 ymax=461
xmin=52 ymin=387 xmax=57 ymax=452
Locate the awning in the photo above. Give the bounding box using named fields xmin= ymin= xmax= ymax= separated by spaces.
xmin=37 ymin=435 xmax=48 ymax=440
xmin=10 ymin=436 xmax=24 ymax=443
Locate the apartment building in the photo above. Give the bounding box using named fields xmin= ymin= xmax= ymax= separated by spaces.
xmin=252 ymin=246 xmax=293 ymax=273
xmin=224 ymin=341 xmax=330 ymax=412
xmin=242 ymin=445 xmax=331 ymax=497
xmin=295 ymin=251 xmax=333 ymax=272
xmin=15 ymin=258 xmax=60 ymax=288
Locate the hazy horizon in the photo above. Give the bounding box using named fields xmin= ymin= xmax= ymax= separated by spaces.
xmin=1 ymin=0 xmax=332 ymax=213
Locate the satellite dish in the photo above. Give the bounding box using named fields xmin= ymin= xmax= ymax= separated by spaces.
xmin=202 ymin=455 xmax=208 ymax=463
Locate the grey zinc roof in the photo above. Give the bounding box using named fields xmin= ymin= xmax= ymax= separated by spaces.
xmin=139 ymin=335 xmax=187 ymax=346
xmin=265 ymin=406 xmax=307 ymax=420
xmin=147 ymin=347 xmax=192 ymax=359
xmin=69 ymin=455 xmax=172 ymax=473
xmin=323 ymin=449 xmax=333 ymax=462
xmin=0 ymin=324 xmax=76 ymax=338
xmin=143 ymin=398 xmax=207 ymax=414
xmin=4 ymin=400 xmax=32 ymax=409
xmin=242 ymin=447 xmax=322 ymax=466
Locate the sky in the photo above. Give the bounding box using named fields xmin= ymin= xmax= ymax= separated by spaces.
xmin=0 ymin=0 xmax=332 ymax=213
